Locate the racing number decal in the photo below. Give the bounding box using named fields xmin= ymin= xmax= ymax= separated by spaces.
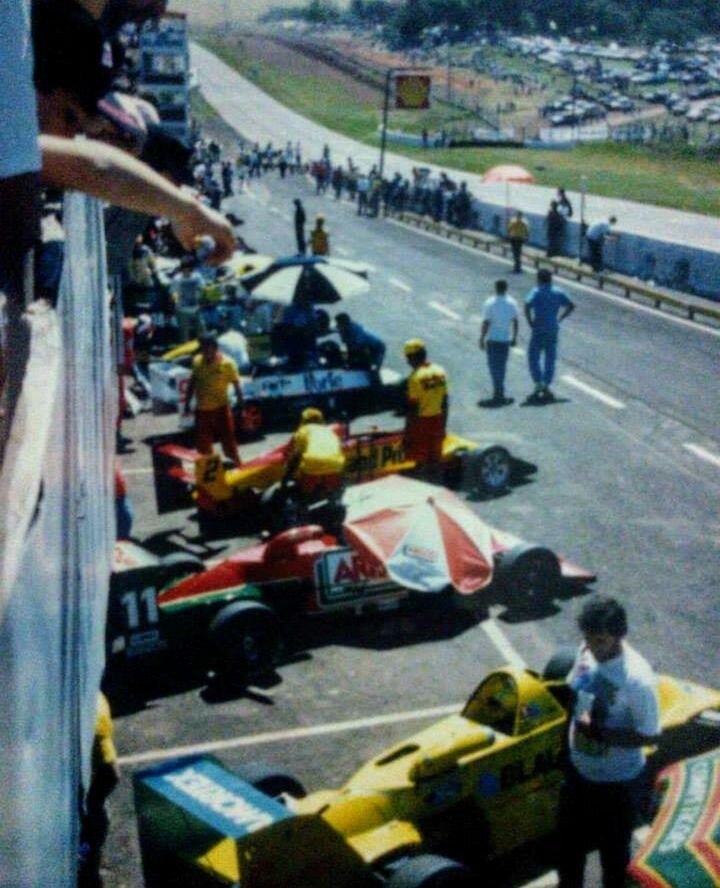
xmin=120 ymin=587 xmax=159 ymax=630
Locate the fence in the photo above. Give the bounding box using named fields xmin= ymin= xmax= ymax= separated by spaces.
xmin=0 ymin=193 xmax=116 ymax=888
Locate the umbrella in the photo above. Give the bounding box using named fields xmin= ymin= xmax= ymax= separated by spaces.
xmin=628 ymin=749 xmax=720 ymax=888
xmin=342 ymin=476 xmax=494 ymax=596
xmin=481 ymin=164 xmax=536 ymax=184
xmin=239 ymin=255 xmax=371 ymax=305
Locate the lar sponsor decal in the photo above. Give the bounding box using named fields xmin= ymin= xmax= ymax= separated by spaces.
xmin=164 ymin=767 xmax=275 ymax=833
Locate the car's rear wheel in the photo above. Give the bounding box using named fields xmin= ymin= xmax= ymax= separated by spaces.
xmin=208 ymin=601 xmax=280 ymax=683
xmin=499 ymin=544 xmax=561 ymax=604
xmin=233 ymin=762 xmax=306 ymax=800
xmin=387 ymin=854 xmax=473 ymax=888
xmin=474 ymin=446 xmax=512 ymax=493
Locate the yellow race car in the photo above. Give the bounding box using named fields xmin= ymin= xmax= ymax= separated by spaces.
xmin=134 ymin=655 xmax=720 ymax=888
xmin=151 ymin=423 xmax=537 ymax=536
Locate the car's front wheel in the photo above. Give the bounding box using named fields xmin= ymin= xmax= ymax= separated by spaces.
xmin=387 ymin=854 xmax=473 ymax=888
xmin=208 ymin=600 xmax=280 ymax=684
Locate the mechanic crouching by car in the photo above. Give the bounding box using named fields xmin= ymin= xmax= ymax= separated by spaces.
xmin=284 ymin=407 xmax=346 ymax=503
xmin=403 ymin=339 xmax=448 ymax=481
xmin=335 ymin=312 xmax=386 ymax=371
xmin=183 ymin=334 xmax=243 ymax=466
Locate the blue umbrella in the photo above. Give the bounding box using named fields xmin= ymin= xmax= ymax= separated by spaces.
xmin=239 ymin=255 xmax=371 ymax=305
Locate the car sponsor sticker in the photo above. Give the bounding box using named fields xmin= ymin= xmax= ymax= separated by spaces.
xmin=143 ymin=757 xmax=292 ymax=838
xmin=314 ymin=548 xmax=398 ymax=606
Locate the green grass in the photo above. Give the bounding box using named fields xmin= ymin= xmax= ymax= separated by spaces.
xmin=200 ymin=33 xmax=720 ymax=216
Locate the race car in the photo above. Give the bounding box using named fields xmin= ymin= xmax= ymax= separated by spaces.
xmin=149 ymin=330 xmax=404 ymax=434
xmin=150 ymin=423 xmax=536 ymax=536
xmin=133 ymin=658 xmax=720 ymax=888
xmin=107 ymin=488 xmax=593 ymax=684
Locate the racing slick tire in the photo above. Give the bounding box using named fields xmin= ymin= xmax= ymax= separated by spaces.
xmin=259 ymin=482 xmax=303 ymax=535
xmin=542 ymin=646 xmax=578 ymax=681
xmin=387 ymin=854 xmax=473 ymax=888
xmin=208 ymin=601 xmax=281 ymax=684
xmin=233 ymin=762 xmax=306 ymax=800
xmin=453 ymin=446 xmax=511 ymax=494
xmin=498 ymin=544 xmax=561 ymax=605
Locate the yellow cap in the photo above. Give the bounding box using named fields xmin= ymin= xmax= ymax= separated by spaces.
xmin=403 ymin=338 xmax=425 ymax=356
xmin=300 ymin=407 xmax=324 ymax=424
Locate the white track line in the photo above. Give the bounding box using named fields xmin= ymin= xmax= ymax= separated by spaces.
xmin=118 ymin=703 xmax=461 ymax=766
xmin=429 ymin=300 xmax=461 ymax=320
xmin=561 ymin=374 xmax=626 ymax=409
xmin=389 ymin=276 xmax=412 ymax=292
xmin=512 ymin=346 xmax=526 ymax=356
xmin=385 ymin=218 xmax=720 ymax=338
xmin=480 ymin=618 xmax=527 ymax=669
xmin=683 ymin=442 xmax=720 ymax=468
xmin=122 ymin=467 xmax=153 ymax=476
xmin=336 ymin=246 xmax=352 ymax=256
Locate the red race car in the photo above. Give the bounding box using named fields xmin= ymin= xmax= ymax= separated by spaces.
xmin=129 ymin=478 xmax=594 ymax=685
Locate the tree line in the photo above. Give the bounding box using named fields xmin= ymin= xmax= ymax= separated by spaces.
xmin=260 ymin=0 xmax=720 ymax=47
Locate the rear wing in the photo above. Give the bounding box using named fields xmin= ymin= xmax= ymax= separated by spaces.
xmin=149 ymin=432 xmax=200 ymax=513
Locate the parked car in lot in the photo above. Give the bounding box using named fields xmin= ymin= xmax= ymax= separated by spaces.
xmin=133 ymin=657 xmax=720 ymax=887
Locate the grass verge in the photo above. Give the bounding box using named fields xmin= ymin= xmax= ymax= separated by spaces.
xmin=199 ymin=32 xmax=720 ymax=216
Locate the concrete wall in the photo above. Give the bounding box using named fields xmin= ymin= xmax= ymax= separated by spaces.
xmin=0 ymin=194 xmax=116 ymax=888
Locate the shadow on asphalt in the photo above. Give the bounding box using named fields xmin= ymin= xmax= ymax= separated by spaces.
xmin=519 ymin=394 xmax=572 ymax=407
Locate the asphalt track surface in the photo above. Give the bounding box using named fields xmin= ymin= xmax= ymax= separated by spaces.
xmin=192 ymin=41 xmax=720 ymax=252
xmin=105 ymin=58 xmax=720 ymax=888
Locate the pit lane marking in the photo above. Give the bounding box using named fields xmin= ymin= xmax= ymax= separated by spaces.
xmin=561 ymin=374 xmax=626 ymax=410
xmin=683 ymin=442 xmax=720 ymax=468
xmin=480 ymin=618 xmax=527 ymax=670
xmin=122 ymin=467 xmax=153 ymax=476
xmin=512 ymin=346 xmax=526 ymax=356
xmin=385 ymin=219 xmax=720 ymax=338
xmin=429 ymin=300 xmax=461 ymax=321
xmin=336 ymin=246 xmax=352 ymax=256
xmin=389 ymin=276 xmax=412 ymax=292
xmin=118 ymin=703 xmax=462 ymax=766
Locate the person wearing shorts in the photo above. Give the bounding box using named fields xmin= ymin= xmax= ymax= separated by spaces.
xmin=183 ymin=334 xmax=243 ymax=465
xmin=403 ymin=339 xmax=448 ymax=477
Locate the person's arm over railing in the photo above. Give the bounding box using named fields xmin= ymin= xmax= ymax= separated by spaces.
xmin=40 ymin=135 xmax=234 ymax=264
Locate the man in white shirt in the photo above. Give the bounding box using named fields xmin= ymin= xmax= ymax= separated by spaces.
xmin=479 ymin=279 xmax=519 ymax=405
xmin=585 ymin=216 xmax=617 ymax=273
xmin=556 ymin=596 xmax=660 ymax=888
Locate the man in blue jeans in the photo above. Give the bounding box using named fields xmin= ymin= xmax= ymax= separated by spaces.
xmin=524 ymin=268 xmax=575 ymax=400
xmin=479 ymin=279 xmax=518 ymax=405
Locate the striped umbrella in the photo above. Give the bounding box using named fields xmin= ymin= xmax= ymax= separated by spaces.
xmin=342 ymin=475 xmax=494 ymax=596
xmin=239 ymin=255 xmax=371 ymax=305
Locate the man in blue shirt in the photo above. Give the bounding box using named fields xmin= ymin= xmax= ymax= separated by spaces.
xmin=335 ymin=312 xmax=386 ymax=371
xmin=524 ymin=268 xmax=575 ymax=399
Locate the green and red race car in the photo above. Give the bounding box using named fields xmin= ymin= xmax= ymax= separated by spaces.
xmin=150 ymin=422 xmax=536 ymax=537
xmin=108 ymin=480 xmax=593 ymax=686
xmin=133 ymin=658 xmax=720 ymax=888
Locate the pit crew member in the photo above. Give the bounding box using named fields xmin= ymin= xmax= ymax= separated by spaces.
xmin=403 ymin=339 xmax=449 ymax=478
xmin=183 ymin=334 xmax=243 ymax=466
xmin=556 ymin=596 xmax=660 ymax=888
xmin=284 ymin=407 xmax=346 ymax=500
xmin=78 ymin=693 xmax=119 ymax=888
xmin=335 ymin=312 xmax=386 ymax=370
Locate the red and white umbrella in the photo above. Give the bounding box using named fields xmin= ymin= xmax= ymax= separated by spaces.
xmin=342 ymin=476 xmax=494 ymax=596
